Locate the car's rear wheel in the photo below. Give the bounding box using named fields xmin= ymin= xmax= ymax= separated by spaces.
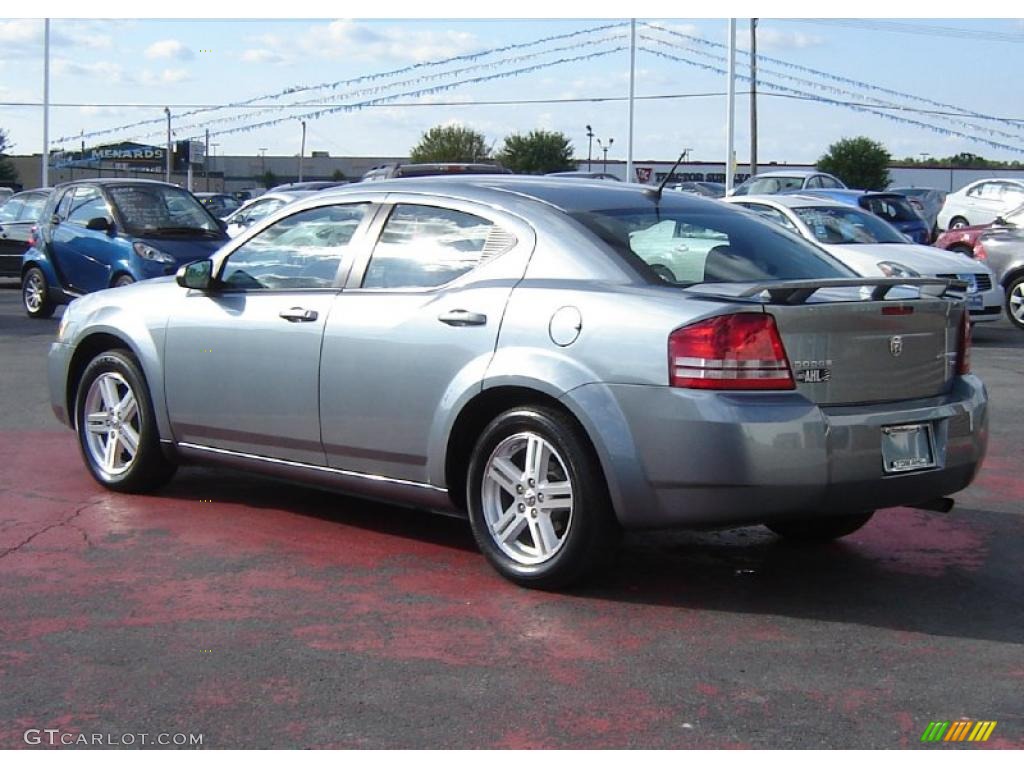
xmin=949 ymin=216 xmax=969 ymax=229
xmin=22 ymin=266 xmax=55 ymax=319
xmin=1006 ymin=275 xmax=1024 ymax=330
xmin=75 ymin=349 xmax=177 ymax=493
xmin=766 ymin=511 xmax=875 ymax=542
xmin=112 ymin=274 xmax=135 ymax=288
xmin=466 ymin=406 xmax=619 ymax=589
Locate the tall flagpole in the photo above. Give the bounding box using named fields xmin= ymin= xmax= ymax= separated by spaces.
xmin=626 ymin=18 xmax=636 ymax=184
xmin=42 ymin=19 xmax=50 ymax=186
xmin=725 ymin=18 xmax=737 ymax=193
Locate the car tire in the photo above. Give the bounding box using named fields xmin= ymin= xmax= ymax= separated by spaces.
xmin=766 ymin=511 xmax=875 ymax=543
xmin=112 ymin=274 xmax=135 ymax=288
xmin=466 ymin=406 xmax=620 ymax=589
xmin=1005 ymin=275 xmax=1024 ymax=330
xmin=22 ymin=266 xmax=56 ymax=319
xmin=74 ymin=349 xmax=177 ymax=493
xmin=949 ymin=216 xmax=969 ymax=230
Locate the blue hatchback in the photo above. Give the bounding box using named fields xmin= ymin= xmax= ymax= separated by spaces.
xmin=793 ymin=188 xmax=932 ymax=245
xmin=21 ymin=179 xmax=228 ymax=318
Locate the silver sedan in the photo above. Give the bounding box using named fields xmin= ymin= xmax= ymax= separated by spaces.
xmin=49 ymin=178 xmax=988 ymax=588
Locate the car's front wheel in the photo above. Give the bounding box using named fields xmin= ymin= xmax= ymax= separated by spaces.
xmin=22 ymin=266 xmax=56 ymax=318
xmin=466 ymin=406 xmax=619 ymax=589
xmin=75 ymin=349 xmax=177 ymax=493
xmin=1005 ymin=275 xmax=1024 ymax=330
xmin=766 ymin=511 xmax=875 ymax=542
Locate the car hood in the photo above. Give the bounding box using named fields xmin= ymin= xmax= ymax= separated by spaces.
xmin=134 ymin=236 xmax=226 ymax=264
xmin=827 ymin=242 xmax=991 ymax=275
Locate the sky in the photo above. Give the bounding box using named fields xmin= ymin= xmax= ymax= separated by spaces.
xmin=1 ymin=17 xmax=1023 ymax=165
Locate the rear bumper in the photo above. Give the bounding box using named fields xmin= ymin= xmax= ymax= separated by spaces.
xmin=569 ymin=376 xmax=988 ymax=529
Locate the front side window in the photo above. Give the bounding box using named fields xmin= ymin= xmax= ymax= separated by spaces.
xmin=571 ymin=207 xmax=851 ymax=285
xmin=793 ymin=206 xmax=905 ymax=245
xmin=106 ymin=185 xmax=221 ymax=237
xmin=67 ymin=187 xmax=111 ymax=227
xmin=220 ymin=203 xmax=368 ymax=290
xmin=362 ymin=204 xmax=513 ymax=289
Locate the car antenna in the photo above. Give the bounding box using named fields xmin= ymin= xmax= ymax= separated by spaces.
xmin=644 ymin=150 xmax=688 ymax=203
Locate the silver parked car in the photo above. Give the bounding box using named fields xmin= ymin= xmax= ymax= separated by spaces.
xmin=49 ymin=178 xmax=987 ymax=588
xmin=973 ymin=228 xmax=1024 ymax=329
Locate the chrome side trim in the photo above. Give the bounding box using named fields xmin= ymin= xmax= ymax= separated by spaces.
xmin=176 ymin=442 xmax=447 ymax=493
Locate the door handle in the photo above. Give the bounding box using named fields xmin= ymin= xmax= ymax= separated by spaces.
xmin=438 ymin=309 xmax=487 ymax=327
xmin=279 ymin=307 xmax=318 ymax=322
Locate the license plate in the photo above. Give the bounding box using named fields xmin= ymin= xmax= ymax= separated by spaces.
xmin=967 ymin=294 xmax=983 ymax=310
xmin=881 ymin=423 xmax=935 ymax=473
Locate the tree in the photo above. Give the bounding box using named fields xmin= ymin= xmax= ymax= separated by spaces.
xmin=257 ymin=170 xmax=278 ymax=189
xmin=0 ymin=127 xmax=19 ymax=186
xmin=409 ymin=125 xmax=489 ymax=163
xmin=331 ymin=169 xmax=347 ymax=182
xmin=496 ymin=130 xmax=575 ymax=174
xmin=816 ymin=136 xmax=890 ymax=190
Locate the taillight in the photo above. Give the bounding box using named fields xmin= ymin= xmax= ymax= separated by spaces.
xmin=669 ymin=313 xmax=794 ymax=390
xmin=956 ymin=309 xmax=971 ymax=375
xmin=27 ymin=225 xmax=38 ymax=247
xmin=972 ymin=241 xmax=987 ymax=261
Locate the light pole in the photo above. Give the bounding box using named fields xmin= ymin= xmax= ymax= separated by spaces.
xmin=211 ymin=143 xmax=220 ymax=191
xmin=258 ymin=147 xmax=268 ymax=185
xmin=164 ymin=107 xmax=172 ymax=182
xmin=586 ymin=125 xmax=594 ymax=172
xmin=42 ymin=19 xmax=50 ymax=187
xmin=298 ymin=121 xmax=306 ymax=182
xmin=597 ymin=137 xmax=613 ymax=174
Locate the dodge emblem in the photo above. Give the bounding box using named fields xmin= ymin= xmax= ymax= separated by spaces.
xmin=889 ymin=335 xmax=904 ymax=357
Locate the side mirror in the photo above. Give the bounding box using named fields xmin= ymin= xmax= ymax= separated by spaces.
xmin=86 ymin=216 xmax=114 ymax=233
xmin=176 ymin=258 xmax=214 ymax=291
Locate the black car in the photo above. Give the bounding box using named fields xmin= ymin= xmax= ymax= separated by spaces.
xmin=0 ymin=188 xmax=51 ymax=277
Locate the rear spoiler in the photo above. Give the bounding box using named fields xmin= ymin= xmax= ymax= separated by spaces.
xmin=685 ymin=277 xmax=967 ymax=306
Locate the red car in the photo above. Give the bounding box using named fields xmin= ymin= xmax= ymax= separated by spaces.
xmin=935 ymin=203 xmax=1024 ymax=257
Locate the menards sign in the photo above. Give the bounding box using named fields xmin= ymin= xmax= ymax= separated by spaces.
xmin=87 ymin=142 xmax=165 ymax=164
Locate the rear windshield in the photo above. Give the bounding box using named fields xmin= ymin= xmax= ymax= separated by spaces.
xmin=107 ymin=185 xmax=222 ymax=237
xmin=571 ymin=207 xmax=853 ymax=285
xmin=794 ymin=206 xmax=906 ymax=245
xmin=735 ymin=176 xmax=805 ymax=195
xmin=861 ymin=195 xmax=920 ymax=223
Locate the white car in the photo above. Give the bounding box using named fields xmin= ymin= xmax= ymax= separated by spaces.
xmin=728 ymin=194 xmax=1004 ymax=323
xmin=937 ymin=178 xmax=1024 ymax=231
xmin=222 ymin=190 xmax=314 ymax=238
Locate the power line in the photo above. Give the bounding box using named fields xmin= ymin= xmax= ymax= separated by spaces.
xmin=784 ymin=18 xmax=1024 ymax=44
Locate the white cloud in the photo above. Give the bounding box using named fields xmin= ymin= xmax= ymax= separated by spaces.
xmin=241 ymin=48 xmax=286 ymax=65
xmin=52 ymin=58 xmax=132 ymax=84
xmin=756 ymin=27 xmax=825 ymax=51
xmin=145 ymin=39 xmax=193 ymax=60
xmin=303 ymin=20 xmax=478 ymax=63
xmin=140 ymin=68 xmax=192 ymax=85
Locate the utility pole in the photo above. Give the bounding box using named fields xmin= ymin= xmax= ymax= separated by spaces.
xmin=749 ymin=18 xmax=758 ymax=177
xmin=42 ymin=19 xmax=50 ymax=186
xmin=626 ymin=18 xmax=637 ymax=184
xmin=164 ymin=107 xmax=171 ymax=182
xmin=298 ymin=121 xmax=306 ymax=182
xmin=586 ymin=125 xmax=594 ymax=171
xmin=205 ymin=128 xmax=210 ymax=191
xmin=725 ymin=19 xmax=737 ymax=193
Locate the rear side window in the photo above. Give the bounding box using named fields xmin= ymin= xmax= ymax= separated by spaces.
xmin=362 ymin=204 xmax=516 ymax=289
xmin=861 ymin=195 xmax=919 ymax=223
xmin=572 ymin=207 xmax=852 ymax=285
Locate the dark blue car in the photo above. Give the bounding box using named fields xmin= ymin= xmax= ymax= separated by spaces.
xmin=793 ymin=188 xmax=932 ymax=245
xmin=21 ymin=179 xmax=228 ymax=318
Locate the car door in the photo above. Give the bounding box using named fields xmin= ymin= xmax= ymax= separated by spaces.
xmin=49 ymin=185 xmax=117 ymax=293
xmin=318 ymin=199 xmax=535 ymax=485
xmin=163 ymin=200 xmax=376 ymax=465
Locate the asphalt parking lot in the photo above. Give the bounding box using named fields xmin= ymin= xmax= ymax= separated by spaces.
xmin=0 ymin=280 xmax=1021 ymax=749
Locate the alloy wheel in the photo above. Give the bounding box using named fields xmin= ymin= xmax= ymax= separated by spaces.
xmin=1010 ymin=282 xmax=1024 ymax=325
xmin=481 ymin=432 xmax=574 ymax=565
xmin=82 ymin=372 xmax=141 ymax=476
xmin=23 ymin=272 xmax=45 ymax=313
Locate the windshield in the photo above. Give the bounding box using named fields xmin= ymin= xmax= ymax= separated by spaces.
xmin=794 ymin=206 xmax=906 ymax=245
xmin=106 ymin=185 xmax=221 ymax=235
xmin=861 ymin=195 xmax=920 ymax=223
xmin=735 ymin=176 xmax=805 ymax=195
xmin=571 ymin=207 xmax=852 ymax=286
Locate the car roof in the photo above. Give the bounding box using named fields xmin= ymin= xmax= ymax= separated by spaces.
xmin=326 ymin=175 xmax=731 ymax=213
xmin=53 ymin=178 xmax=184 ymax=190
xmin=743 ymin=170 xmax=828 ymax=180
xmin=728 ymin=193 xmax=862 ymax=211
